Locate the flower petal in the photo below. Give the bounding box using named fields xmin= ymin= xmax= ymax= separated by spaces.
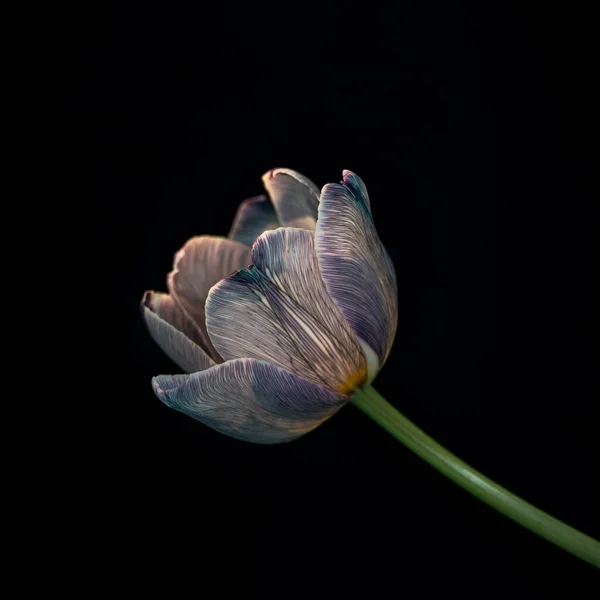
xmin=205 ymin=228 xmax=367 ymax=394
xmin=142 ymin=291 xmax=216 ymax=373
xmin=315 ymin=171 xmax=397 ymax=374
xmin=228 ymin=194 xmax=279 ymax=246
xmin=341 ymin=168 xmax=370 ymax=210
xmin=262 ymin=168 xmax=320 ymax=230
xmin=168 ymin=236 xmax=251 ymax=360
xmin=152 ymin=358 xmax=347 ymax=443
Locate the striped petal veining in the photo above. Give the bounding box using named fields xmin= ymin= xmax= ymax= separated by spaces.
xmin=205 ymin=228 xmax=367 ymax=395
xmin=153 ymin=358 xmax=347 ymax=443
xmin=167 ymin=236 xmax=251 ymax=360
xmin=315 ymin=170 xmax=397 ymax=375
xmin=142 ymin=291 xmax=216 ymax=374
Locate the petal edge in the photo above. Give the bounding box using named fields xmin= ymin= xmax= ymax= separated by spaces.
xmin=262 ymin=168 xmax=320 ymax=230
xmin=228 ymin=194 xmax=279 ymax=246
xmin=167 ymin=235 xmax=252 ymax=361
xmin=152 ymin=358 xmax=348 ymax=444
xmin=315 ymin=171 xmax=397 ymax=371
xmin=142 ymin=292 xmax=216 ymax=373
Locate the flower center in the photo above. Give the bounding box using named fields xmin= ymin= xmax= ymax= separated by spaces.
xmin=337 ymin=367 xmax=368 ymax=395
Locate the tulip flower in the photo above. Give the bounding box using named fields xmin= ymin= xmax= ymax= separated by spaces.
xmin=142 ymin=169 xmax=396 ymax=443
xmin=142 ymin=168 xmax=599 ymax=567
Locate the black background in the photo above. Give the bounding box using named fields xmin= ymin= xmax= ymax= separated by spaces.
xmin=40 ymin=1 xmax=598 ymax=596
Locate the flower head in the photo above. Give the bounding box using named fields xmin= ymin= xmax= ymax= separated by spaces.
xmin=142 ymin=169 xmax=397 ymax=443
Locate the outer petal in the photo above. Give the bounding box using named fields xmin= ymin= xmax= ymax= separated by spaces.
xmin=228 ymin=194 xmax=279 ymax=246
xmin=262 ymin=168 xmax=320 ymax=230
xmin=315 ymin=170 xmax=397 ymax=373
xmin=168 ymin=236 xmax=251 ymax=360
xmin=141 ymin=292 xmax=216 ymax=373
xmin=205 ymin=228 xmax=367 ymax=395
xmin=152 ymin=359 xmax=348 ymax=443
xmin=341 ymin=169 xmax=370 ymax=210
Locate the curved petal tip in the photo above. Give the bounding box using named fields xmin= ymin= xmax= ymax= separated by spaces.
xmin=142 ymin=291 xmax=216 ymax=374
xmin=152 ymin=373 xmax=186 ymax=400
xmin=261 ymin=168 xmax=320 ymax=230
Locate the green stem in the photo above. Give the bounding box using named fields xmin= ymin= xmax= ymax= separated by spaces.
xmin=352 ymin=385 xmax=600 ymax=568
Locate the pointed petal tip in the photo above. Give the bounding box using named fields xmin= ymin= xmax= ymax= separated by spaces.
xmin=340 ymin=169 xmax=366 ymax=192
xmin=321 ymin=172 xmax=371 ymax=212
xmin=141 ymin=290 xmax=155 ymax=311
xmin=261 ymin=168 xmax=297 ymax=181
xmin=151 ymin=376 xmax=167 ymax=399
xmin=262 ymin=168 xmax=276 ymax=181
xmin=261 ymin=169 xmax=320 ymax=230
xmin=262 ymin=168 xmax=297 ymax=183
xmin=262 ymin=168 xmax=319 ymax=190
xmin=152 ymin=374 xmax=189 ymax=402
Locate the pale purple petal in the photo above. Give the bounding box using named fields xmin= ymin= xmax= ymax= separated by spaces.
xmin=168 ymin=236 xmax=251 ymax=361
xmin=228 ymin=194 xmax=279 ymax=246
xmin=316 ymin=170 xmax=397 ymax=374
xmin=205 ymin=228 xmax=367 ymax=395
xmin=262 ymin=168 xmax=320 ymax=230
xmin=141 ymin=291 xmax=216 ymax=374
xmin=152 ymin=359 xmax=348 ymax=443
